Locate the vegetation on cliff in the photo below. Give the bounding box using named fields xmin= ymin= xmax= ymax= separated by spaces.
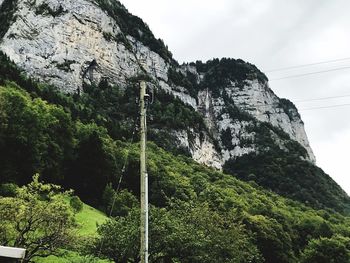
xmin=92 ymin=0 xmax=173 ymax=62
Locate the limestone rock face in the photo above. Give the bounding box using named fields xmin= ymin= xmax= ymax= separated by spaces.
xmin=0 ymin=0 xmax=315 ymax=169
xmin=0 ymin=0 xmax=169 ymax=92
xmin=225 ymin=79 xmax=315 ymax=162
xmin=196 ymin=80 xmax=316 ymax=164
xmin=171 ymin=130 xmax=222 ymax=170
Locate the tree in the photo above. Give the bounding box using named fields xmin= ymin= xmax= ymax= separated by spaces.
xmin=0 ymin=183 xmax=18 ymax=197
xmin=0 ymin=86 xmax=74 ymax=185
xmin=301 ymin=235 xmax=350 ymax=263
xmin=243 ymin=215 xmax=296 ymax=263
xmin=92 ymin=208 xmax=139 ymax=263
xmin=92 ymin=203 xmax=262 ymax=263
xmin=70 ymin=195 xmax=84 ymax=213
xmin=101 ymin=185 xmax=138 ymax=217
xmin=67 ymin=122 xmax=119 ymax=205
xmin=0 ymin=175 xmax=77 ymax=262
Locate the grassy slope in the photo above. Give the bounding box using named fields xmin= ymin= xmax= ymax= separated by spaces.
xmin=75 ymin=202 xmax=109 ymax=237
xmin=34 ymin=252 xmax=110 ymax=263
xmin=35 ymin=202 xmax=110 ymax=263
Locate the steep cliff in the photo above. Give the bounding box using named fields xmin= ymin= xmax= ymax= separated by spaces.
xmin=1 ymin=0 xmax=348 ymax=212
xmin=0 ymin=0 xmax=315 ymax=166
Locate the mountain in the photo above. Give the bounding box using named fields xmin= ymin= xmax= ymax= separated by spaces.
xmin=1 ymin=1 xmax=350 ymax=262
xmin=0 ymin=0 xmax=349 ymax=213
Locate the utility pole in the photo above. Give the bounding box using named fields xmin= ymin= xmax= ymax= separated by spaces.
xmin=140 ymin=80 xmax=149 ymax=263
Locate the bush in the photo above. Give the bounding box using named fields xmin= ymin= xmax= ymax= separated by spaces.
xmin=301 ymin=235 xmax=350 ymax=263
xmin=0 ymin=183 xmax=18 ymax=197
xmin=102 ymin=184 xmax=138 ymax=217
xmin=0 ymin=0 xmax=18 ymax=39
xmin=70 ymin=195 xmax=84 ymax=213
xmin=93 ymin=0 xmax=173 ymax=62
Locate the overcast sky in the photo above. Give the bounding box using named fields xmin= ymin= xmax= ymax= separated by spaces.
xmin=121 ymin=0 xmax=350 ymax=195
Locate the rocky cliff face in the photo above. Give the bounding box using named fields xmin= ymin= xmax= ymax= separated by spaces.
xmin=0 ymin=0 xmax=170 ymax=92
xmin=0 ymin=0 xmax=315 ymax=169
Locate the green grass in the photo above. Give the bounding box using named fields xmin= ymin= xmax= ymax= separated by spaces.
xmin=34 ymin=251 xmax=111 ymax=263
xmin=75 ymin=202 xmax=108 ymax=237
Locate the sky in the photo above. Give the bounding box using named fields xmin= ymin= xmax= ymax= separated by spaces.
xmin=121 ymin=0 xmax=350 ymax=195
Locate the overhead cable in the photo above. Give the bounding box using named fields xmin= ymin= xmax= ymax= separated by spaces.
xmin=294 ymin=94 xmax=350 ymax=103
xmin=265 ymin=57 xmax=350 ymax=72
xmin=269 ymin=66 xmax=350 ymax=81
xmin=299 ymin=103 xmax=350 ymax=111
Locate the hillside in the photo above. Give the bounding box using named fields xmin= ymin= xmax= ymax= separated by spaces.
xmin=0 ymin=79 xmax=350 ymax=262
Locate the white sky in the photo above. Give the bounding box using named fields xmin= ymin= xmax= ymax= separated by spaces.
xmin=121 ymin=0 xmax=350 ymax=195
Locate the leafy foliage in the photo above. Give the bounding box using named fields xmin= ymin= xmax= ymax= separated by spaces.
xmin=224 ymin=150 xmax=350 ymax=213
xmin=149 ymin=89 xmax=205 ymax=131
xmin=86 ymin=141 xmax=350 ymax=263
xmin=55 ymin=60 xmax=75 ymax=72
xmin=101 ymin=185 xmax=138 ymax=217
xmin=0 ymin=85 xmax=74 ymax=185
xmin=0 ymin=0 xmax=18 ymax=39
xmin=0 ymin=175 xmax=76 ymax=262
xmin=167 ymin=67 xmax=200 ymax=97
xmin=93 ymin=204 xmax=262 ymax=263
xmin=278 ymin=98 xmax=301 ymax=120
xmin=0 ymin=182 xmax=18 ymax=197
xmin=91 ymin=0 xmax=173 ymax=62
xmin=35 ymin=3 xmax=66 ymax=17
xmin=0 ymin=51 xmax=40 ymax=93
xmin=301 ymin=235 xmax=350 ymax=263
xmin=190 ymin=58 xmax=268 ymax=97
xmin=70 ymin=196 xmax=84 ymax=213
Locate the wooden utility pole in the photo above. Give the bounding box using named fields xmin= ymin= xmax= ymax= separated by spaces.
xmin=140 ymin=80 xmax=149 ymax=263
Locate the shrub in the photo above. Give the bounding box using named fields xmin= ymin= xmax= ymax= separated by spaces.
xmin=0 ymin=183 xmax=18 ymax=197
xmin=70 ymin=195 xmax=84 ymax=213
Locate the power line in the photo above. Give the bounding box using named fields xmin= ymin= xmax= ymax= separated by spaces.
xmin=255 ymin=103 xmax=350 ymax=114
xmin=233 ymin=94 xmax=350 ymax=110
xmin=299 ymin=103 xmax=350 ymax=111
xmin=269 ymin=66 xmax=350 ymax=81
xmin=294 ymin=94 xmax=350 ymax=103
xmin=237 ymin=99 xmax=350 ymax=114
xmin=265 ymin=57 xmax=350 ymax=72
xmin=98 ymin=114 xmax=139 ymax=257
xmin=240 ymin=103 xmax=350 ymax=118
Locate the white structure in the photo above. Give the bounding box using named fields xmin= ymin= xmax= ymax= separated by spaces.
xmin=0 ymin=246 xmax=26 ymax=259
